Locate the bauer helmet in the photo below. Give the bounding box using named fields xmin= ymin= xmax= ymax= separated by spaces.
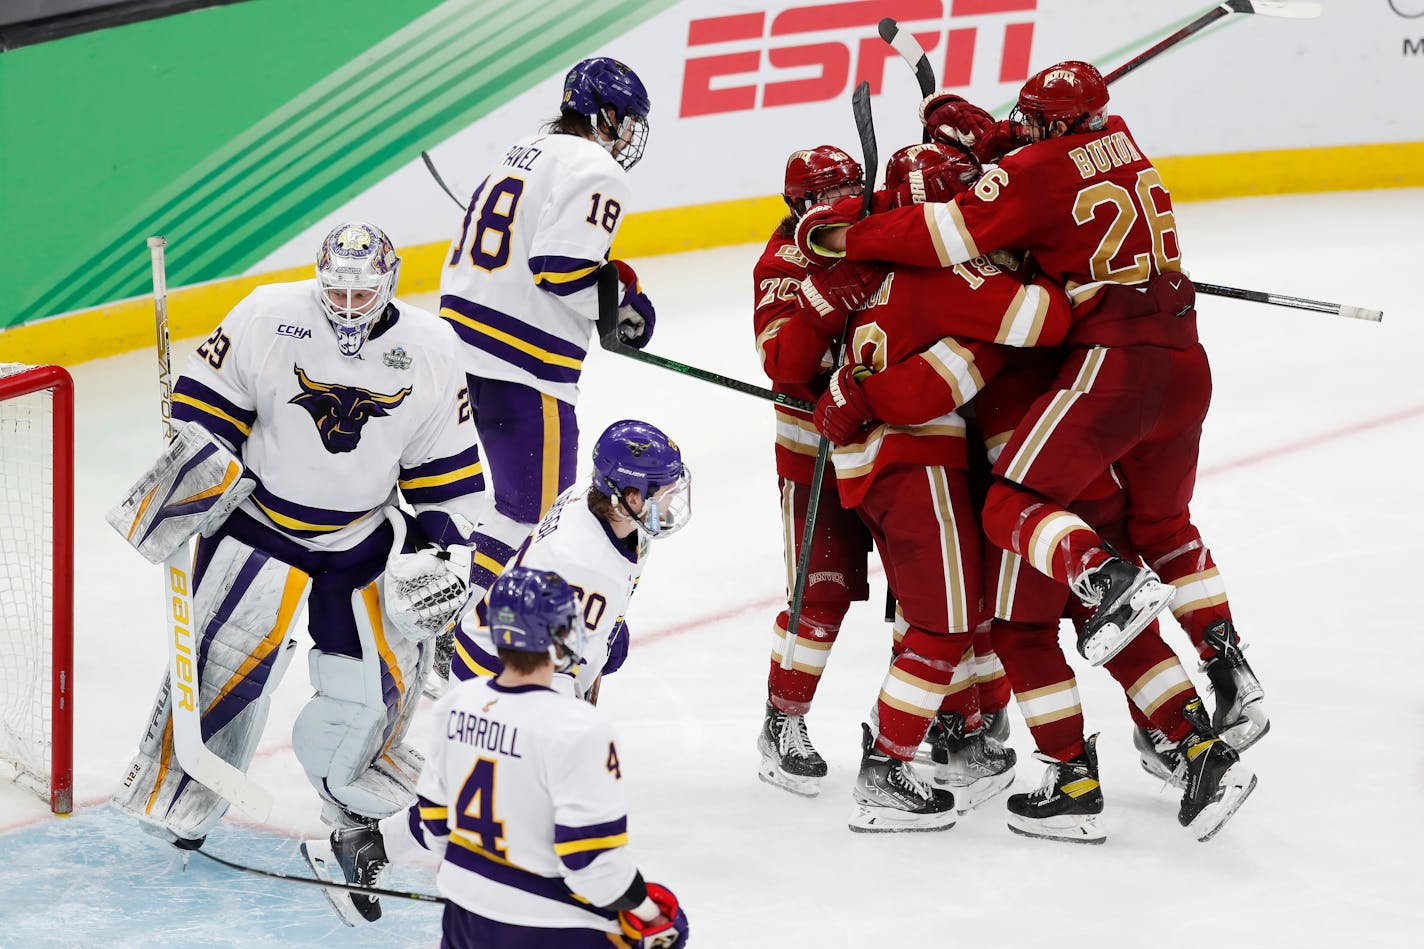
xmin=591 ymin=419 xmax=691 ymax=539
xmin=315 ymin=222 xmax=400 ymax=358
xmin=783 ymin=145 xmax=864 ymax=218
xmin=562 ymin=57 xmax=651 ymax=170
xmin=487 ymin=566 xmax=585 ymax=674
xmin=883 ymin=143 xmax=981 ymax=208
xmin=1013 ymin=61 xmax=1109 ymax=140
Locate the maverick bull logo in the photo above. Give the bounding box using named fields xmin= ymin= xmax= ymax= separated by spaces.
xmin=289 ymin=364 xmax=411 ymax=454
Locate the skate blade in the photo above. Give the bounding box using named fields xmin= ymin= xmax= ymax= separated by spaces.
xmin=1138 ymin=756 xmax=1186 ymax=791
xmin=757 ymin=761 xmax=822 ymax=798
xmin=300 ymin=839 xmax=367 ymax=927
xmin=848 ymin=802 xmax=957 ymax=833
xmin=1006 ymin=813 xmax=1106 ymax=845
xmin=1082 ymin=580 xmax=1175 ymax=666
xmin=1221 ymin=710 xmax=1270 ymax=753
xmin=935 ymin=768 xmax=1016 ymax=813
xmin=1190 ymin=767 xmax=1258 ymax=842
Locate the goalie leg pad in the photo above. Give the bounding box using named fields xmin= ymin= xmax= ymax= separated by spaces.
xmin=294 ymin=582 xmax=429 ymax=823
xmin=106 ymin=421 xmax=254 ymax=563
xmin=112 ymin=535 xmax=307 ymax=840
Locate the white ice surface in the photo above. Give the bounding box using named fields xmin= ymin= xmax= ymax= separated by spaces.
xmin=3 ymin=189 xmax=1423 ymax=947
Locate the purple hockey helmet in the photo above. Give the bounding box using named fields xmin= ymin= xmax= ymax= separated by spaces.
xmin=591 ymin=419 xmax=691 ymax=538
xmin=561 ymin=57 xmax=651 ymax=170
xmin=487 ymin=566 xmax=584 ymax=673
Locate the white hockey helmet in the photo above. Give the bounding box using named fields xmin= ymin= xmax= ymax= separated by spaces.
xmin=315 ymin=222 xmax=400 ymax=357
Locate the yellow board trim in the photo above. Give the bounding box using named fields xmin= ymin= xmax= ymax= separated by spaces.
xmin=5 ymin=142 xmax=1420 ymax=367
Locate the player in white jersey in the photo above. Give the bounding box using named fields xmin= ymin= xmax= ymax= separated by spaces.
xmin=450 ymin=419 xmax=691 ymax=702
xmin=109 ymin=223 xmax=485 ymax=868
xmin=432 ymin=56 xmax=657 ymax=690
xmin=307 ymin=566 xmax=690 ymax=946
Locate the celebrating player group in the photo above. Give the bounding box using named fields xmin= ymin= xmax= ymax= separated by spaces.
xmin=98 ymin=40 xmax=1271 ymax=948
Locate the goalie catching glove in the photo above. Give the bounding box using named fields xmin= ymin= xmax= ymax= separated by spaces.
xmin=613 ymin=259 xmax=656 ymax=349
xmin=105 ymin=421 xmax=254 ymax=563
xmin=618 ymin=882 xmax=690 ymax=948
xmin=381 ymin=509 xmax=472 ymax=642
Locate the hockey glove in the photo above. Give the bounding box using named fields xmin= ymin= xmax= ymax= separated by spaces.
xmin=794 ymin=195 xmax=861 ymax=265
xmin=812 ymin=364 xmax=877 ymax=446
xmin=384 ymin=545 xmax=473 ymax=641
xmin=106 ymin=421 xmax=255 ymax=563
xmin=613 ymin=259 xmax=656 ymax=349
xmin=797 ymin=260 xmax=887 ymax=337
xmin=604 ymin=618 xmax=631 ymax=676
xmin=619 ymin=882 xmax=690 ymax=949
xmin=920 ymin=92 xmax=1021 ymax=163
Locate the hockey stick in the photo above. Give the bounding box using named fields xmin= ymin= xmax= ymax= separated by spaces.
xmin=782 ymin=82 xmax=879 ymax=671
xmin=877 ymin=17 xmax=935 ymax=143
xmin=594 ymin=265 xmax=814 ymax=411
xmin=191 ymin=846 xmax=447 ymax=907
xmin=147 ymin=236 xmax=273 ymax=822
xmin=420 ymin=150 xmax=465 ymax=210
xmin=1196 ymin=282 xmax=1383 ymax=322
xmin=1104 ymin=1 xmax=1321 ymax=85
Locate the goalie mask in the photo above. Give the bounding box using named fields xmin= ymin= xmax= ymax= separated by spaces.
xmin=1013 ymin=60 xmax=1109 ymax=141
xmin=562 ymin=57 xmax=651 ymax=171
xmin=592 ymin=419 xmax=691 ymax=539
xmin=487 ymin=566 xmax=585 ymax=674
xmin=783 ymin=145 xmax=863 ymax=218
xmin=315 ymin=222 xmax=400 ymax=357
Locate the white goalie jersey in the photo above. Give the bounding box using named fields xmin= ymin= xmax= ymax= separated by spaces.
xmin=438 ymin=133 xmax=630 ymax=404
xmin=171 ymin=280 xmax=485 ymax=551
xmin=452 ymin=485 xmax=645 ymax=699
xmin=386 ymin=677 xmax=637 ymax=932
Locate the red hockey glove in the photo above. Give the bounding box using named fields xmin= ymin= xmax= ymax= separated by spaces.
xmin=798 ymin=260 xmax=887 ymax=338
xmin=794 ymin=194 xmax=861 ymax=265
xmin=613 ymin=259 xmax=656 ymax=349
xmin=919 ymin=92 xmax=1020 ymax=163
xmin=812 ymin=364 xmax=876 ymax=446
xmin=618 ymin=882 xmax=689 ymax=949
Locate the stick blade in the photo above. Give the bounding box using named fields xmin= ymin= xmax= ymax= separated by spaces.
xmin=1230 ymin=0 xmax=1323 ymax=18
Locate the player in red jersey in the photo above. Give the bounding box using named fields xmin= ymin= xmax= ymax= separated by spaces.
xmin=974 ymin=351 xmax=1255 ymax=842
xmin=806 ymin=62 xmax=1267 ymax=752
xmin=811 ymin=144 xmax=1078 ymax=830
xmin=751 ymin=145 xmax=881 ymax=798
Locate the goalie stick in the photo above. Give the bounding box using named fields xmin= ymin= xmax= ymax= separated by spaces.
xmin=594 ymin=265 xmax=814 ymax=411
xmin=191 ymin=846 xmax=446 ymax=907
xmin=782 ymin=81 xmax=879 ymax=671
xmin=147 ymin=236 xmax=273 ymax=822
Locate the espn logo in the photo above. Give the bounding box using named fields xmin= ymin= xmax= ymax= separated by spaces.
xmin=680 ymin=0 xmax=1037 ymax=117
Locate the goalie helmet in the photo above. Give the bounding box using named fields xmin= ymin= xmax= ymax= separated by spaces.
xmin=883 ymin=143 xmax=980 ymax=208
xmin=1013 ymin=60 xmax=1109 ymax=140
xmin=315 ymin=222 xmax=400 ymax=358
xmin=562 ymin=57 xmax=651 ymax=171
xmin=487 ymin=566 xmax=585 ymax=674
xmin=783 ymin=146 xmax=863 ymax=218
xmin=592 ymin=419 xmax=692 ymax=539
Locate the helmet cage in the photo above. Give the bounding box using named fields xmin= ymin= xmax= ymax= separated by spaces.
xmin=315 ymin=222 xmax=400 ymax=357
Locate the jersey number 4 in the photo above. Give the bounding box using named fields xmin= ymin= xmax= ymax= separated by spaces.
xmin=456 ymin=756 xmax=508 ymax=858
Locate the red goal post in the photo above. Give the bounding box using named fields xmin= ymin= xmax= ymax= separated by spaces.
xmin=0 ymin=363 xmax=74 ymax=815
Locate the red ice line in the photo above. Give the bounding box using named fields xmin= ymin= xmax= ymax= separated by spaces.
xmin=9 ymin=401 xmax=1422 ymax=834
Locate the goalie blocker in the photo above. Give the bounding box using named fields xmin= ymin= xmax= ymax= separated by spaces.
xmin=105 ymin=421 xmax=254 ymax=563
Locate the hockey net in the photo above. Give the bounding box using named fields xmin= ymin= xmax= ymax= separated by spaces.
xmin=0 ymin=363 xmax=74 ymax=815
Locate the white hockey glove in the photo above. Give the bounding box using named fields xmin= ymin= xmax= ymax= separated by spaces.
xmin=105 ymin=421 xmax=253 ymax=563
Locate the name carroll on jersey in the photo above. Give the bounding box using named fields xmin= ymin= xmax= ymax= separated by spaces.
xmin=449 ymin=707 xmax=522 ymax=758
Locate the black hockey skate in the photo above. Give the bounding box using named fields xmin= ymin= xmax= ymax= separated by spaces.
xmin=1176 ymin=697 xmax=1257 ymax=842
xmin=757 ymin=701 xmax=828 ymax=797
xmin=1133 ymin=724 xmax=1185 ymax=789
xmin=1006 ymin=734 xmax=1106 ymax=844
xmin=1201 ymin=620 xmax=1269 ymax=751
xmin=981 ymin=707 xmax=1011 ymax=744
xmin=1072 ymin=558 xmax=1175 ymax=665
xmin=850 ymin=723 xmax=957 ymax=833
xmin=927 ymin=711 xmax=1017 ymax=812
xmin=302 ymin=819 xmax=390 ymax=925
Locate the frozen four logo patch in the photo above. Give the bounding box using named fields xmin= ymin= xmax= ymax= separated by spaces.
xmin=383 ymin=346 xmax=412 ymax=370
